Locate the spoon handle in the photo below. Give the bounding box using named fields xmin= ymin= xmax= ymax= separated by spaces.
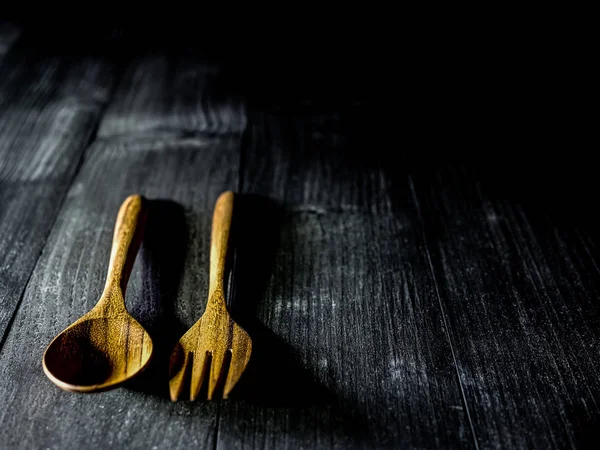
xmin=104 ymin=194 xmax=147 ymax=295
xmin=208 ymin=191 xmax=234 ymax=306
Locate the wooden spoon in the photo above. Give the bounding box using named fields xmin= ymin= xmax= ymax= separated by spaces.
xmin=42 ymin=194 xmax=153 ymax=393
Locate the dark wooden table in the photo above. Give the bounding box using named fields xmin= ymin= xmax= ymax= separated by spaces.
xmin=0 ymin=22 xmax=598 ymax=449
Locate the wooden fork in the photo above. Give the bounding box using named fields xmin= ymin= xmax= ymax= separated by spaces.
xmin=169 ymin=191 xmax=252 ymax=401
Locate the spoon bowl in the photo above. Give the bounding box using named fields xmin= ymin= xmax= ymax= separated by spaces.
xmin=42 ymin=195 xmax=153 ymax=393
xmin=43 ymin=315 xmax=153 ymax=392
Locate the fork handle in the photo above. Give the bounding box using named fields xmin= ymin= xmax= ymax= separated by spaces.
xmin=208 ymin=191 xmax=234 ymax=304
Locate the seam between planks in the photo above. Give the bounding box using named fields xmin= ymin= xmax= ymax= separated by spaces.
xmin=408 ymin=176 xmax=480 ymax=450
xmin=0 ymin=61 xmax=125 ymax=357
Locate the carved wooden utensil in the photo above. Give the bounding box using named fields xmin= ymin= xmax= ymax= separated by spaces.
xmin=169 ymin=191 xmax=252 ymax=401
xmin=43 ymin=194 xmax=153 ymax=393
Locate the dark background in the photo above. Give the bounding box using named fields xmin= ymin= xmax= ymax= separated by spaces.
xmin=8 ymin=15 xmax=588 ymax=228
xmin=2 ymin=14 xmax=592 ymax=234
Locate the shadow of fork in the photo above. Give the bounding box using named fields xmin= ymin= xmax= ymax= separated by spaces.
xmin=223 ymin=193 xmax=331 ymax=407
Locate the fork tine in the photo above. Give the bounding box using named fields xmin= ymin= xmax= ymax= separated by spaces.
xmin=169 ymin=348 xmax=191 ymax=402
xmin=190 ymin=350 xmax=209 ymax=401
xmin=223 ymin=327 xmax=252 ymax=398
xmin=223 ymin=354 xmax=243 ymax=399
xmin=207 ymin=348 xmax=227 ymax=400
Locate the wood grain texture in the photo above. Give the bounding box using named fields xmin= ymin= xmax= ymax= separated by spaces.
xmin=241 ymin=110 xmax=393 ymax=215
xmin=409 ymin=165 xmax=600 ymax=449
xmin=169 ymin=191 xmax=252 ymax=401
xmin=97 ymin=52 xmax=246 ymax=138
xmin=43 ymin=195 xmax=153 ymax=393
xmin=214 ymin=110 xmax=474 ymax=449
xmin=0 ymin=136 xmax=240 ymax=448
xmin=1 ymin=30 xmax=597 ymax=449
xmin=0 ymin=36 xmax=116 ymax=345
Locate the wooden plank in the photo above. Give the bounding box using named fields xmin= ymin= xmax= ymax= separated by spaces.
xmin=97 ymin=51 xmax=246 ymax=138
xmin=410 ymin=165 xmax=600 ymax=449
xmin=0 ymin=135 xmax=240 ymax=448
xmin=0 ymin=41 xmax=116 ymax=345
xmin=216 ymin=111 xmax=474 ymax=448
